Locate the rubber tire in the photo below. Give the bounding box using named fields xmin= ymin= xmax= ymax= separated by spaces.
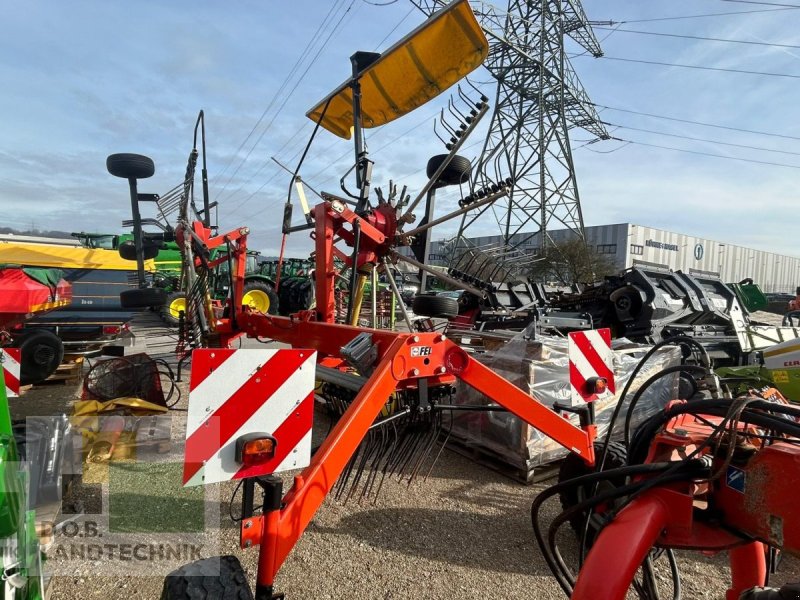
xmin=242 ymin=280 xmax=279 ymax=315
xmin=740 ymin=585 xmax=800 ymax=599
xmin=160 ymin=555 xmax=253 ymax=600
xmin=106 ymin=153 xmax=155 ymax=179
xmin=411 ymin=294 xmax=459 ymax=318
xmin=278 ymin=277 xmax=299 ymax=315
xmin=558 ymin=441 xmax=628 ymax=546
xmin=118 ymin=239 xmax=160 ymax=261
xmin=162 ymin=291 xmax=188 ymax=327
xmin=120 ymin=287 xmax=167 ymax=309
xmin=426 ymin=154 xmax=472 ymax=187
xmin=291 ymin=278 xmax=314 ymax=312
xmin=13 ymin=329 xmax=64 ymax=385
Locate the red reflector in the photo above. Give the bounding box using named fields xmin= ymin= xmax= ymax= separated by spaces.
xmin=586 ymin=377 xmax=608 ymax=395
xmin=103 ymin=325 xmax=122 ymax=335
xmin=237 ymin=436 xmax=277 ymax=468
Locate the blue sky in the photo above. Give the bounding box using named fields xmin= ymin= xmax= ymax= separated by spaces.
xmin=1 ymin=1 xmax=798 ymax=258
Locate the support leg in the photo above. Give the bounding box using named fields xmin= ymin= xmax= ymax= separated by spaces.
xmin=727 ymin=542 xmax=767 ymax=600
xmin=572 ymin=491 xmax=670 ymax=600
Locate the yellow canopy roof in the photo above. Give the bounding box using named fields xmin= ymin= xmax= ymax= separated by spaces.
xmin=0 ymin=242 xmax=156 ymax=271
xmin=306 ymin=0 xmax=488 ymax=139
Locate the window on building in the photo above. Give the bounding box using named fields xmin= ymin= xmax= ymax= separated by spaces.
xmin=428 ymin=253 xmax=445 ymax=262
xmin=630 ymin=244 xmax=644 ymax=256
xmin=597 ymin=244 xmax=617 ymax=255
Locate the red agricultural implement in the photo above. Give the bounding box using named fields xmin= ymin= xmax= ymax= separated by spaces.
xmin=533 ymin=391 xmax=800 ymax=600
xmin=0 ymin=266 xmax=71 ymax=387
xmin=107 ymin=2 xmax=800 ymax=599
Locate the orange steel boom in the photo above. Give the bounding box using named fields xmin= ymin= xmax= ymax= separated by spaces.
xmin=231 ymin=312 xmax=596 ymax=593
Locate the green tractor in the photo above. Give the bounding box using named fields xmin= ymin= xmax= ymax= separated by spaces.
xmin=259 ymin=258 xmax=316 ymax=315
xmin=161 ymin=251 xmax=281 ymax=326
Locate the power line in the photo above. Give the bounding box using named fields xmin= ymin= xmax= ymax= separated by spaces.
xmin=215 ymin=0 xmax=348 ymax=197
xmin=595 ymin=137 xmax=800 ymax=170
xmin=602 ymin=56 xmax=800 ymax=79
xmin=720 ymin=0 xmax=800 ymax=8
xmin=374 ymin=6 xmax=414 ymax=50
xmin=222 ymin=131 xmax=318 ymax=222
xmin=218 ymin=0 xmax=359 ymax=207
xmin=594 ymin=26 xmax=800 ymax=50
xmin=308 ymin=103 xmax=443 ymax=186
xmin=617 ymin=6 xmax=799 ymax=23
xmin=605 ymin=122 xmax=800 ymax=157
xmin=594 ymin=104 xmax=800 ymax=142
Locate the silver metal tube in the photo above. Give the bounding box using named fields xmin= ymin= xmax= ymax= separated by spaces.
xmin=390 ymin=251 xmax=486 ymax=299
xmin=371 ymin=267 xmax=378 ymax=328
xmin=381 ymin=257 xmax=414 ymax=331
xmin=401 ymin=189 xmax=507 ymax=238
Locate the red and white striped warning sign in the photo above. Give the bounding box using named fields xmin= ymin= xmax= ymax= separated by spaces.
xmin=568 ymin=328 xmax=615 ymax=405
xmin=2 ymin=348 xmax=21 ymax=398
xmin=183 ymin=348 xmax=316 ymax=487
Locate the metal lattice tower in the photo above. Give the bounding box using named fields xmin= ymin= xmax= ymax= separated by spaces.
xmin=411 ymin=0 xmax=608 ymax=254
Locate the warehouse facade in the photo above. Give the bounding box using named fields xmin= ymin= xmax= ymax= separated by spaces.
xmin=425 ymin=223 xmax=800 ymax=293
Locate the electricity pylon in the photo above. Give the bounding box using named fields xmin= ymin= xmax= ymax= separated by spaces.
xmin=411 ymin=0 xmax=608 ymax=254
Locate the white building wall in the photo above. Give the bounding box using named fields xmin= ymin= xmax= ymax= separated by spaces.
xmin=426 ymin=223 xmax=800 ymax=293
xmin=624 ymin=224 xmax=800 ymax=293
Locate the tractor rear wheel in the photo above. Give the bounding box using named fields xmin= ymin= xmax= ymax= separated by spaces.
xmin=162 ymin=292 xmax=188 ymax=327
xmin=161 ymin=555 xmax=253 ymax=600
xmin=242 ymin=281 xmax=278 ymax=315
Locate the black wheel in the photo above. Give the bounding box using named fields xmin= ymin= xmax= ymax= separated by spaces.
xmin=13 ymin=329 xmax=64 ymax=385
xmin=411 ymin=294 xmax=459 ymax=318
xmin=106 ymin=153 xmax=155 ymax=179
xmin=426 ymin=154 xmax=472 ymax=187
xmin=558 ymin=441 xmax=628 ymax=546
xmin=293 ymin=278 xmax=315 ymax=312
xmin=118 ymin=239 xmax=160 ymax=261
xmin=677 ymin=373 xmax=698 ymax=400
xmin=242 ymin=280 xmax=279 ymax=315
xmin=278 ymin=277 xmax=299 ymax=315
xmin=161 ymin=555 xmax=253 ymax=600
xmin=120 ymin=287 xmax=167 ymax=309
xmin=162 ymin=291 xmax=188 ymax=327
xmin=739 ymin=585 xmax=800 ymax=599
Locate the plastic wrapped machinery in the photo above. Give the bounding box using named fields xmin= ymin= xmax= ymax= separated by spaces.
xmin=448 ymin=328 xmax=680 ymax=472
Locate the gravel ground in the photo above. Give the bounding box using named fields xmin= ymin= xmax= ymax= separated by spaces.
xmin=10 ymin=314 xmax=800 ymax=599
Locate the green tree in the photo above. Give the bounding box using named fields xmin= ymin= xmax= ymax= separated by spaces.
xmin=527 ymin=237 xmax=616 ymax=285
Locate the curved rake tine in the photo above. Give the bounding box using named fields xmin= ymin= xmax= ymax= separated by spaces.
xmin=373 ymin=418 xmax=401 ymax=501
xmin=408 ymin=412 xmax=441 ymax=482
xmin=439 ymin=109 xmax=457 ymax=137
xmin=448 ymin=97 xmax=467 ymax=125
xmin=362 ymin=425 xmax=388 ymax=500
xmin=433 ymin=120 xmax=448 ymax=146
xmin=464 ymin=76 xmax=489 ymax=105
xmin=426 ymin=408 xmax=454 ymax=481
xmin=348 ymin=430 xmax=378 ymax=502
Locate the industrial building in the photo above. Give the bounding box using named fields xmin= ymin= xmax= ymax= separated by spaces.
xmin=425 ymin=223 xmax=800 ymax=293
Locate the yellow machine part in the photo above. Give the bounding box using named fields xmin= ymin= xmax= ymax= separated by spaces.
xmin=0 ymin=241 xmax=156 ymax=271
xmin=306 ymin=0 xmax=488 ymax=138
